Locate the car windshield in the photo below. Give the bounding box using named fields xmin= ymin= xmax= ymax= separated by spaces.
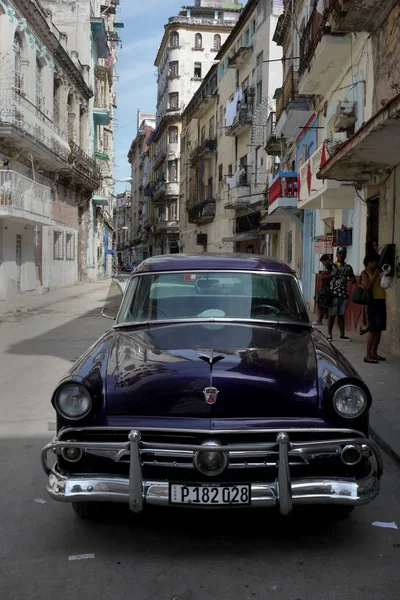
xmin=116 ymin=271 xmax=309 ymax=325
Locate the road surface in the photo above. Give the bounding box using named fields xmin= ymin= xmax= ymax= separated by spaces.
xmin=0 ymin=285 xmax=399 ymax=600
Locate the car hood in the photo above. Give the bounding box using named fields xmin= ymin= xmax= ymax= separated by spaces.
xmin=105 ymin=322 xmax=319 ymax=418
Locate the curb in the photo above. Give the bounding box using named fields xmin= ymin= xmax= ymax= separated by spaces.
xmin=370 ymin=413 xmax=400 ymax=467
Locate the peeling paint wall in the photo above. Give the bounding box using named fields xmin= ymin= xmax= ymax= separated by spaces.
xmin=371 ymin=4 xmax=400 ymax=113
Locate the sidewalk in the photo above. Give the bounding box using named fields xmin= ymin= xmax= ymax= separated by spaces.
xmin=314 ymin=321 xmax=400 ymax=465
xmin=0 ymin=280 xmax=110 ymax=321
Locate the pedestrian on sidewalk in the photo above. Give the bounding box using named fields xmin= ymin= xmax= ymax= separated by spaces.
xmin=361 ymin=254 xmax=387 ymax=364
xmin=313 ymin=254 xmax=333 ymax=325
xmin=360 ymin=239 xmax=381 ymax=335
xmin=327 ymin=247 xmax=356 ymax=342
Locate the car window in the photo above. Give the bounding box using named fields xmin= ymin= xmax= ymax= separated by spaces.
xmin=117 ymin=271 xmax=308 ymax=324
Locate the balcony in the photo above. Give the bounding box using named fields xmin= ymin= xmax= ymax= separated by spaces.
xmin=224 ymin=167 xmax=251 ymax=209
xmin=188 ymin=186 xmax=216 ymax=224
xmin=0 ymin=90 xmax=70 ymax=169
xmin=69 ymin=140 xmax=102 ymax=190
xmin=190 ymin=139 xmax=217 ymax=164
xmin=298 ymin=5 xmax=352 ymax=96
xmin=222 ymin=211 xmax=262 ymax=243
xmin=153 ymin=147 xmax=167 ymax=169
xmin=265 ymin=111 xmax=282 ymax=156
xmin=153 ymin=181 xmax=180 ymax=203
xmin=228 ymin=45 xmax=253 ymax=69
xmin=318 ymin=94 xmax=400 ymax=182
xmin=298 ymin=143 xmax=353 ymax=209
xmin=144 ymin=183 xmax=155 ymax=197
xmin=93 ymin=98 xmax=110 ymax=125
xmin=225 ymin=105 xmax=253 ymax=137
xmin=155 ymin=217 xmax=180 ymax=232
xmin=192 ymin=89 xmax=216 ymax=118
xmin=268 ymin=172 xmax=298 ymax=215
xmin=275 ymin=67 xmax=313 ymax=139
xmin=330 ymin=0 xmax=393 ymax=34
xmin=0 ymin=170 xmax=52 ymax=225
xmin=91 ymin=18 xmax=109 ymax=59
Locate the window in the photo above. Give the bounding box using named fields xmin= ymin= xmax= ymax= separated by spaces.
xmin=168 ymin=160 xmax=177 ymax=182
xmin=169 ymin=126 xmax=178 ymax=144
xmin=256 ymin=51 xmax=263 ymax=82
xmin=117 ymin=272 xmax=309 ymax=325
xmin=169 ymin=61 xmax=179 ymax=78
xmin=252 ymin=19 xmax=256 ymax=35
xmin=228 ymin=164 xmax=233 ymax=177
xmin=168 ymin=92 xmax=179 ymax=110
xmin=209 ymin=116 xmax=215 ymax=139
xmin=200 ymin=126 xmax=206 ymax=145
xmin=218 ymin=164 xmax=223 ymax=182
xmin=53 ymin=231 xmax=64 ymax=260
xmin=170 ymin=31 xmax=179 ymax=48
xmin=194 ymin=33 xmax=203 ymax=49
xmin=14 ymin=34 xmax=23 ymax=94
xmin=287 ymin=230 xmax=293 ymax=264
xmin=213 ymin=34 xmax=221 ymax=50
xmin=245 ymin=29 xmax=250 ymax=46
xmin=256 ymin=81 xmax=262 ymax=105
xmin=219 ymin=106 xmax=224 ymax=135
xmin=36 ymin=59 xmax=44 ymax=112
xmin=66 ymin=233 xmax=75 ymax=261
xmin=194 ymin=62 xmax=202 ymax=79
xmin=169 ymin=200 xmax=178 ymax=221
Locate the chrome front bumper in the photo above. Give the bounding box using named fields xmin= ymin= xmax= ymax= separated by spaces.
xmin=41 ymin=429 xmax=382 ymax=515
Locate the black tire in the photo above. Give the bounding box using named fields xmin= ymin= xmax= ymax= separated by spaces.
xmin=72 ymin=502 xmax=103 ymax=520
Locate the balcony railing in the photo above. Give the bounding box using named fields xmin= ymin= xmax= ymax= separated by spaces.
xmin=275 ymin=66 xmax=300 ymax=123
xmin=0 ymin=170 xmax=52 ymax=221
xmin=299 ymin=3 xmax=330 ymax=77
xmin=188 ymin=199 xmax=216 ymax=224
xmin=268 ymin=172 xmax=298 ymax=206
xmin=225 ymin=105 xmax=253 ymax=137
xmin=0 ymin=89 xmax=70 ymax=162
xmin=69 ymin=140 xmax=101 ymax=187
xmin=228 ymin=45 xmax=253 ymax=69
xmin=190 ymin=139 xmax=217 ymax=163
xmin=235 ymin=211 xmax=261 ymax=234
xmin=265 ymin=111 xmax=282 ymax=155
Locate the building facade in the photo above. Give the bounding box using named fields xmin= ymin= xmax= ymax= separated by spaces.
xmin=127 ymin=111 xmax=156 ymax=262
xmin=147 ymin=0 xmax=242 ymax=256
xmin=180 ymin=0 xmax=284 ymax=258
xmin=0 ymin=0 xmax=100 ymax=301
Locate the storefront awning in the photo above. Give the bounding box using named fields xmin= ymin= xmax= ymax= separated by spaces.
xmin=318 ymin=93 xmax=400 ymax=182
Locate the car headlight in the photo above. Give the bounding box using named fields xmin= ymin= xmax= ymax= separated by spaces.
xmin=55 ymin=384 xmax=92 ymax=420
xmin=333 ymin=384 xmax=368 ymax=419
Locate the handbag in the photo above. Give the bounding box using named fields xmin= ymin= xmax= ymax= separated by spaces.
xmin=352 ymin=286 xmax=372 ymax=305
xmin=315 ymin=286 xmax=333 ymax=308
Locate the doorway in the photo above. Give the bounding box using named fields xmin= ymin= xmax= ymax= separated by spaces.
xmin=367 ymin=197 xmax=379 ymax=244
xmin=16 ymin=234 xmax=22 ymax=293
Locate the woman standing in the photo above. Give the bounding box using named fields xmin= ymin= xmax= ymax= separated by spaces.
xmin=361 ymin=254 xmax=387 ymax=364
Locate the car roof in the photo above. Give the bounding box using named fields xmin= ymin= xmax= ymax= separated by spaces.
xmin=134 ymin=253 xmax=295 ymax=275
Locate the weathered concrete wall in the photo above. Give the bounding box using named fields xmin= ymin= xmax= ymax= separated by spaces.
xmin=379 ymin=167 xmax=400 ymax=357
xmin=371 ymin=3 xmax=400 ymax=113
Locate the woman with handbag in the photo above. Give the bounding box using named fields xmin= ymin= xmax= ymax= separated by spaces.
xmin=360 ymin=254 xmax=387 ymax=364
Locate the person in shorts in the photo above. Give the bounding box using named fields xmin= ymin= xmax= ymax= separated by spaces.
xmin=360 ymin=254 xmax=387 ymax=363
xmin=313 ymin=254 xmax=333 ymax=325
xmin=327 ymin=247 xmax=356 ymax=342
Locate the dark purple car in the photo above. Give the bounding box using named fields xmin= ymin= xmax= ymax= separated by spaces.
xmin=41 ymin=254 xmax=382 ymax=519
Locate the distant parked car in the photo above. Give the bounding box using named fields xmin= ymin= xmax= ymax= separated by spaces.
xmin=41 ymin=253 xmax=382 ymax=520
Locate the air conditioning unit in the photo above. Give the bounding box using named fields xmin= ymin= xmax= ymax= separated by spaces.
xmin=334 ymin=101 xmax=357 ymax=132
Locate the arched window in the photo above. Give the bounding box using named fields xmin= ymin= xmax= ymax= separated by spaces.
xmin=213 ymin=34 xmax=221 ymax=50
xmin=14 ymin=33 xmax=24 ymax=94
xmin=36 ymin=59 xmax=44 ymax=112
xmin=170 ymin=31 xmax=179 ymax=48
xmin=194 ymin=33 xmax=202 ymax=49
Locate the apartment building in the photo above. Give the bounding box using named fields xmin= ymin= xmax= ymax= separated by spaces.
xmin=0 ymin=0 xmax=99 ymax=300
xmin=127 ymin=111 xmax=156 ymax=262
xmin=180 ymin=0 xmax=284 ymax=257
xmin=147 ymin=0 xmax=242 ymax=256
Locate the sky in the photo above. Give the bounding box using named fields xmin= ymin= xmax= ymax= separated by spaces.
xmin=113 ymin=0 xmax=184 ymax=193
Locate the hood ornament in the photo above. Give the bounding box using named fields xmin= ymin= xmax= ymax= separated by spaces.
xmin=203 ymin=387 xmax=219 ymax=405
xmin=198 ymin=350 xmax=225 ymax=366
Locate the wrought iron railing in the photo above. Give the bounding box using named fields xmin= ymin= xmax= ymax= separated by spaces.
xmin=0 ymin=170 xmax=52 ymax=219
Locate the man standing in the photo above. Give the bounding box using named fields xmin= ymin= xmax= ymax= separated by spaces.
xmin=327 ymin=247 xmax=356 ymax=342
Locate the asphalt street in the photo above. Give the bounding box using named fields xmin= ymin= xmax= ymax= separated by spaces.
xmin=0 ymin=285 xmax=399 ymax=600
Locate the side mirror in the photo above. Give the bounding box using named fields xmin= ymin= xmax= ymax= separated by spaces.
xmin=102 ymin=279 xmax=124 ymax=321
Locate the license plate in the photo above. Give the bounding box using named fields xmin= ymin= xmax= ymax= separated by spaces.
xmin=169 ymin=484 xmax=251 ymax=505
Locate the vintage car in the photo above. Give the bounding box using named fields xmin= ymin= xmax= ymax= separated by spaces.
xmin=41 ymin=254 xmax=382 ymax=519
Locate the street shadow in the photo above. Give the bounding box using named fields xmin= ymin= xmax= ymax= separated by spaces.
xmin=5 ymin=304 xmax=111 ymax=362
